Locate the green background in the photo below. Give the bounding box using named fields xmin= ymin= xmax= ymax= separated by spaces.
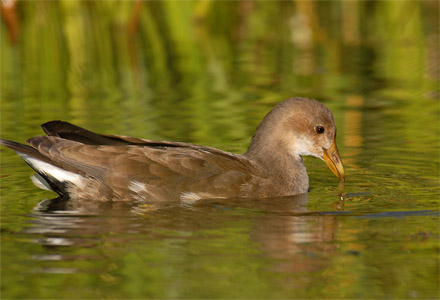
xmin=1 ymin=1 xmax=439 ymax=299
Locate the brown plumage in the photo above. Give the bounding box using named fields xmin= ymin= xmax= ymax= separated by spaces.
xmin=1 ymin=97 xmax=345 ymax=202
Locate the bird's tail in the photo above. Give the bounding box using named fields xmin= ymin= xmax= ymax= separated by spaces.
xmin=1 ymin=138 xmax=77 ymax=196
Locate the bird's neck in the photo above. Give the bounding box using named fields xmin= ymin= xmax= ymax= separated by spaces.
xmin=244 ymin=136 xmax=309 ymax=194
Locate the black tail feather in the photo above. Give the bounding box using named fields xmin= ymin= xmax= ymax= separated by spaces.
xmin=41 ymin=121 xmax=130 ymax=145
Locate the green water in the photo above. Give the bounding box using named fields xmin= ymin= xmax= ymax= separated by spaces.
xmin=1 ymin=1 xmax=439 ymax=299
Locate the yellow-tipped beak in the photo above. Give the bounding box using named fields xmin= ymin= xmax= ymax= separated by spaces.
xmin=322 ymin=140 xmax=345 ymax=194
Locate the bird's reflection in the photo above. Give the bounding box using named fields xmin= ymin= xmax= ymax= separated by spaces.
xmin=28 ymin=194 xmax=339 ymax=276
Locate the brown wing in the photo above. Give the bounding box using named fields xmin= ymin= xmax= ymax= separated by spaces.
xmin=27 ymin=135 xmax=254 ymax=201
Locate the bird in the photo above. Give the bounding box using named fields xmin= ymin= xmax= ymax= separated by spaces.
xmin=0 ymin=97 xmax=345 ymax=202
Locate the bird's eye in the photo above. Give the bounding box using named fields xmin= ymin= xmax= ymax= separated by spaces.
xmin=315 ymin=126 xmax=325 ymax=134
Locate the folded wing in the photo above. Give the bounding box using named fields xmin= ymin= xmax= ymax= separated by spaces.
xmin=3 ymin=121 xmax=254 ymax=201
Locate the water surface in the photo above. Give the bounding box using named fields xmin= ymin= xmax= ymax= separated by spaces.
xmin=1 ymin=1 xmax=439 ymax=299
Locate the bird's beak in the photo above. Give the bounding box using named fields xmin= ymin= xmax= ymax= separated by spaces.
xmin=322 ymin=140 xmax=345 ymax=193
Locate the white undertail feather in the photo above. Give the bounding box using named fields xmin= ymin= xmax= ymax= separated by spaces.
xmin=31 ymin=174 xmax=52 ymax=191
xmin=17 ymin=153 xmax=85 ymax=190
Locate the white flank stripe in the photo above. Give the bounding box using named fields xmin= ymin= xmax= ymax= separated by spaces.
xmin=129 ymin=181 xmax=146 ymax=193
xmin=180 ymin=192 xmax=201 ymax=202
